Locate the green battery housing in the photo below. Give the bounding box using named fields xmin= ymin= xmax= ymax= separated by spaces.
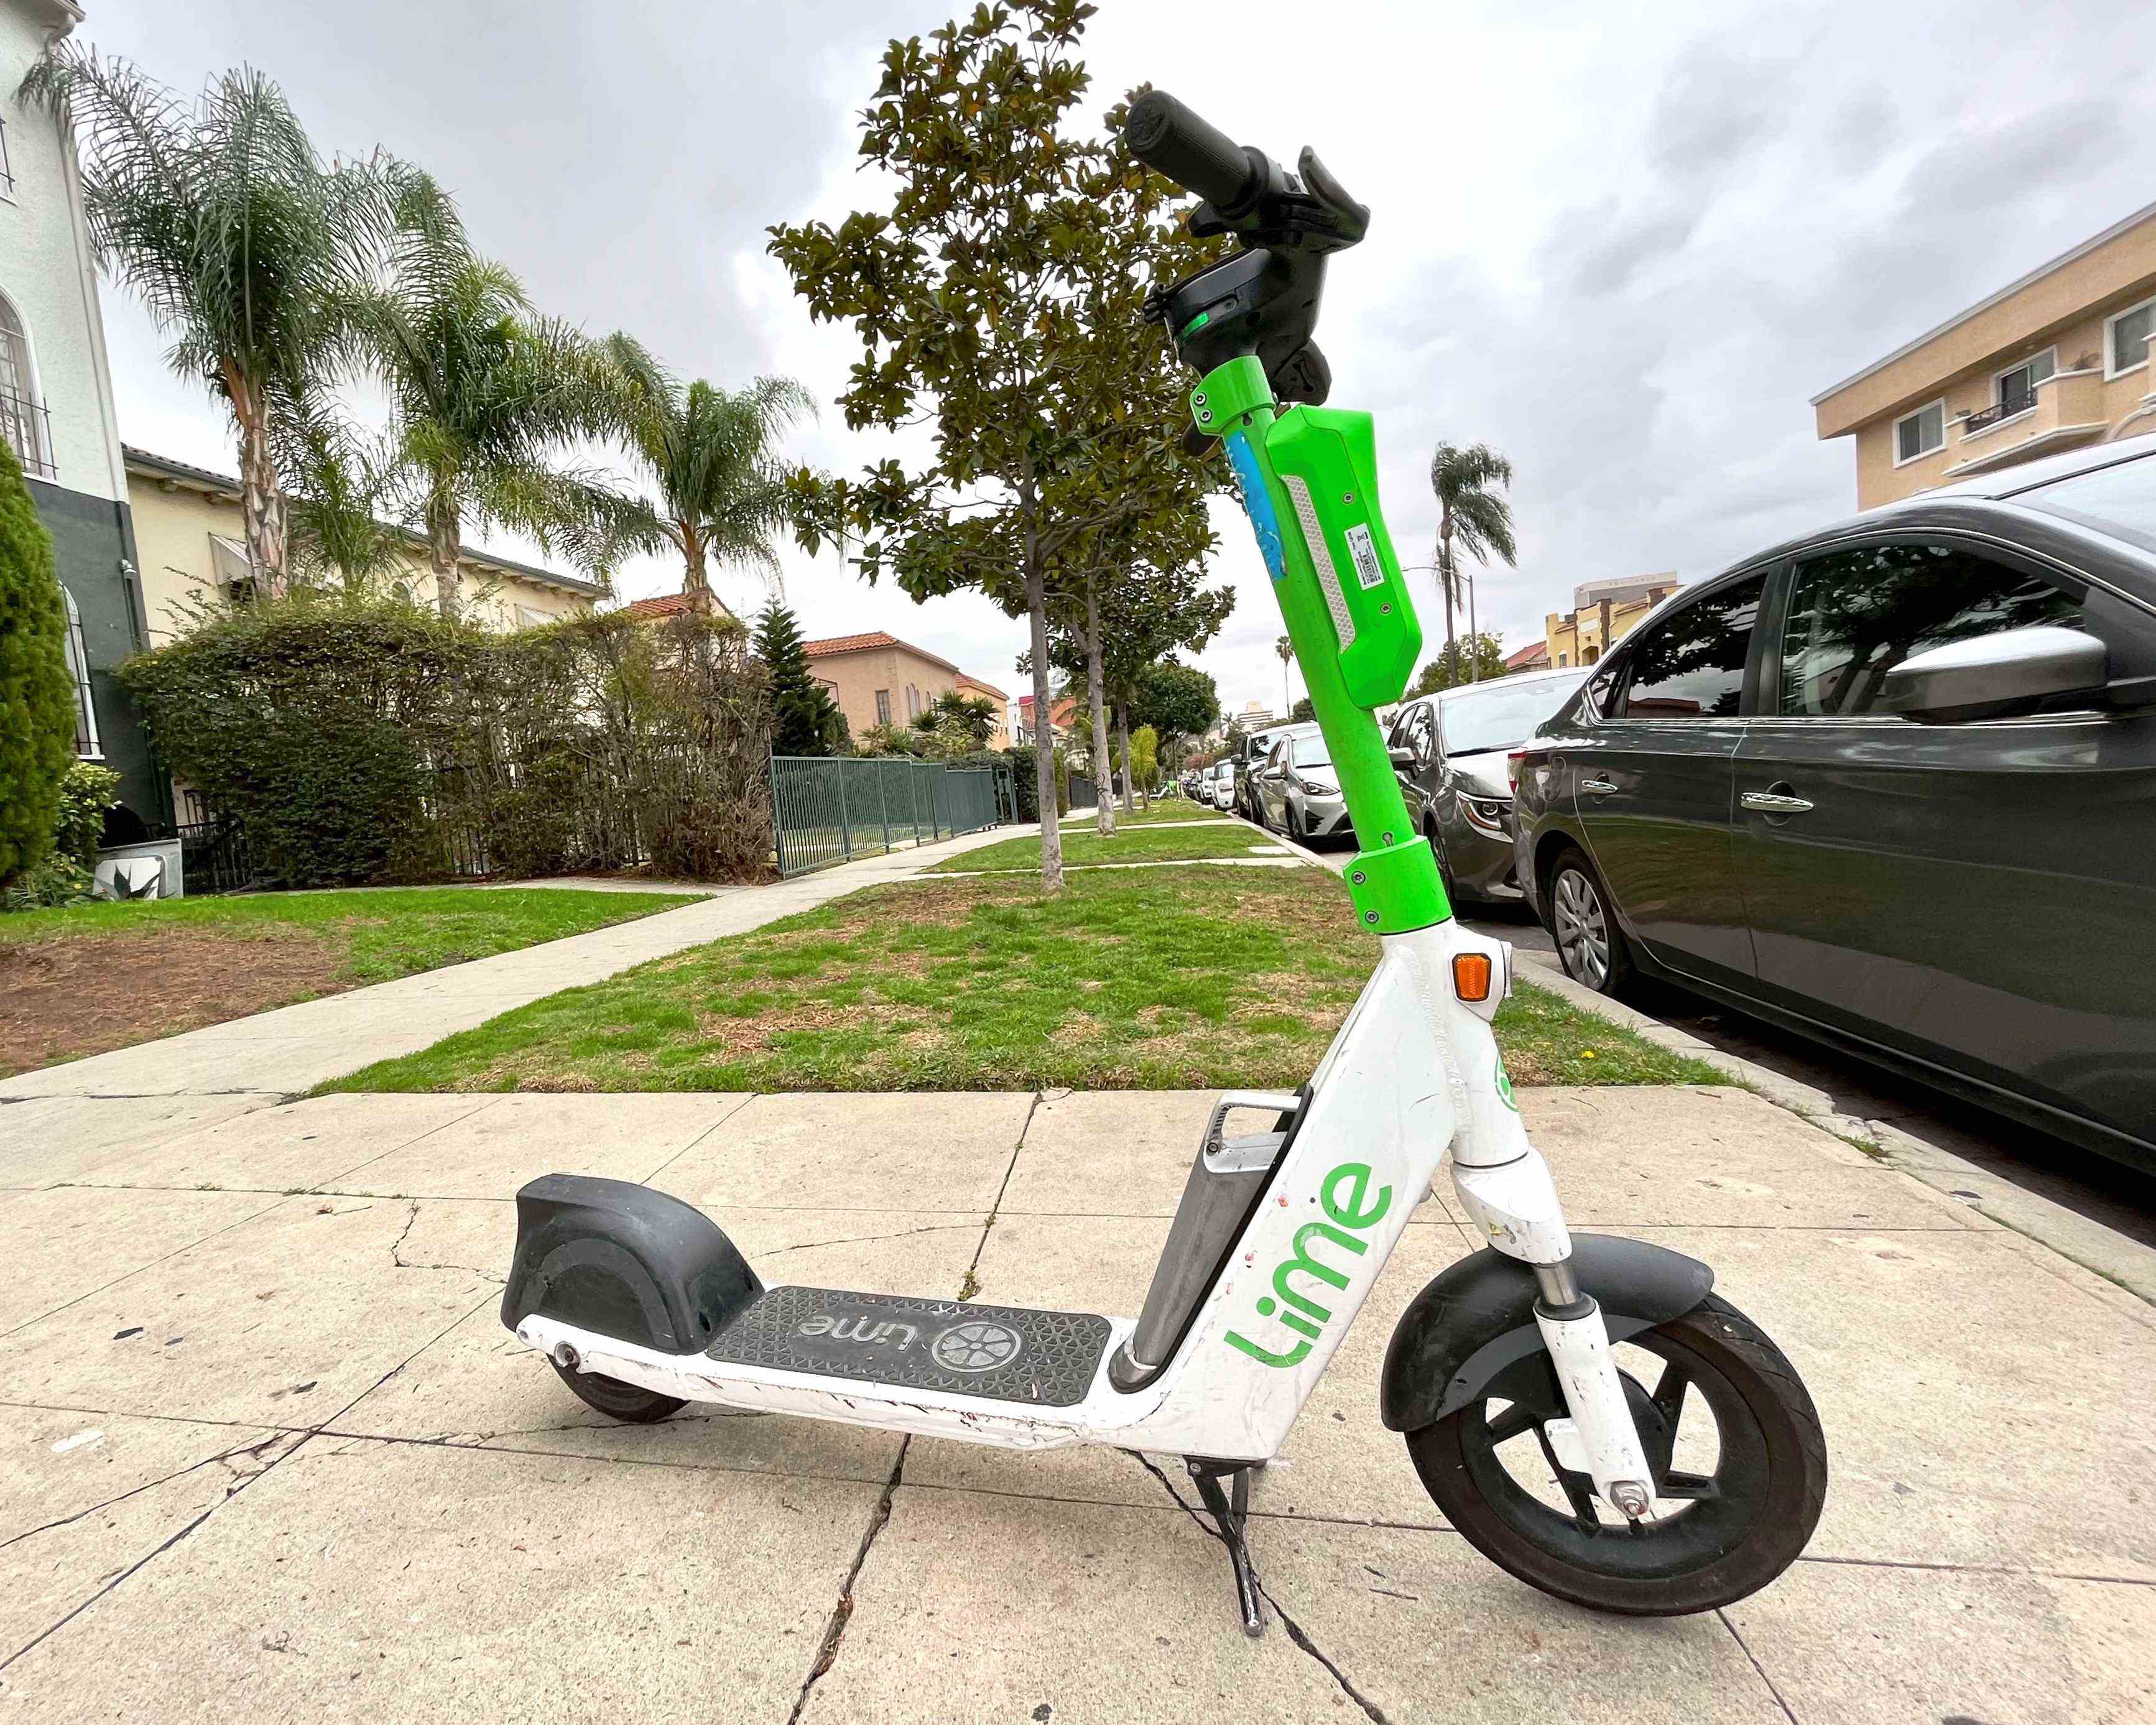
xmin=1264 ymin=407 xmax=1421 ymax=708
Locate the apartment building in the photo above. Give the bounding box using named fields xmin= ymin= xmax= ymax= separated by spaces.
xmin=1543 ymin=573 xmax=1682 ymax=668
xmin=802 ymin=630 xmax=988 ymax=740
xmin=128 ymin=446 xmax=601 ymax=644
xmin=1813 ymin=200 xmax=2156 ymax=508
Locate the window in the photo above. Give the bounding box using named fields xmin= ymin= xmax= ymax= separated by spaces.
xmin=60 ymin=588 xmax=102 ymax=759
xmin=1289 ymin=734 xmax=1331 ymax=767
xmin=1437 ymin=670 xmax=1589 ymax=757
xmin=1894 ymin=400 xmax=1945 ymax=465
xmin=1777 ymin=542 xmax=2082 ymax=718
xmin=1993 ymin=348 xmax=2055 ymax=417
xmin=874 ymin=688 xmax=892 ymax=726
xmin=0 ymin=295 xmax=53 ymax=479
xmin=1391 ymin=703 xmax=1435 ymax=767
xmin=2019 ymin=453 xmax=2156 ymax=552
xmin=0 ymin=116 xmax=14 ymax=200
xmin=2107 ymin=297 xmax=2154 ymax=379
xmin=1616 ymin=575 xmax=1764 ymax=719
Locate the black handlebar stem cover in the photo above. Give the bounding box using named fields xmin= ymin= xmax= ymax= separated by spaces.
xmin=1126 ymin=90 xmax=1258 ymax=212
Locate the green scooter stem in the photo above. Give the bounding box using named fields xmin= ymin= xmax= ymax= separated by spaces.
xmin=1195 ymin=355 xmax=1450 ymax=935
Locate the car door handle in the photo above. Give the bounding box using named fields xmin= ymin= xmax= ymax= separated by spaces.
xmin=1581 ymin=777 xmax=1618 ymax=795
xmin=1740 ymin=790 xmax=1815 ymax=814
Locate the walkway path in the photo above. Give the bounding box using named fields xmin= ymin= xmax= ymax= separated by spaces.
xmin=0 ymin=823 xmax=1024 ymax=1104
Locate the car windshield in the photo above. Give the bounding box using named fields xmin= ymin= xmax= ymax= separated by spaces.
xmin=1290 ymin=734 xmax=1331 ymax=768
xmin=1438 ymin=673 xmax=1588 ymax=757
xmin=2019 ymin=454 xmax=2156 ymax=554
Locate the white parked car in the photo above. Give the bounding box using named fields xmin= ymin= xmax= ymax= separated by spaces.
xmin=1210 ymin=760 xmax=1236 ymax=810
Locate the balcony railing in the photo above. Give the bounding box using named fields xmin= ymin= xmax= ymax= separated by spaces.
xmin=1960 ymin=387 xmax=2037 ymax=435
xmin=1 ymin=387 xmax=57 ymax=479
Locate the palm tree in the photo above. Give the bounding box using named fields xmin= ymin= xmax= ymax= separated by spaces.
xmin=346 ymin=179 xmax=620 ymax=617
xmin=21 ymin=53 xmax=401 ymax=593
xmin=1427 ymin=442 xmax=1518 ymax=660
xmin=589 ymin=335 xmax=812 ymax=604
xmin=1276 ymin=634 xmax=1294 ymax=717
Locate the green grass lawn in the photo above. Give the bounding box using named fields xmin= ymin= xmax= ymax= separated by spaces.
xmin=325 ymin=868 xmax=1718 ymax=1095
xmin=0 ymin=886 xmax=708 ymax=981
xmin=2 ymin=886 xmax=710 ymax=1077
xmin=941 ymin=822 xmax=1283 ymax=872
xmin=1061 ymin=799 xmax=1228 ymax=826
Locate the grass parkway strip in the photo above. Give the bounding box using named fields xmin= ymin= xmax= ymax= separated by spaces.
xmin=325 ymin=867 xmax=1719 ymax=1094
xmin=938 ymin=821 xmax=1286 ymax=872
xmin=1059 ymin=798 xmax=1229 ymax=827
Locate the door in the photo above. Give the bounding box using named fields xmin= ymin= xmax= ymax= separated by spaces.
xmin=1733 ymin=535 xmax=2156 ymax=1145
xmin=1389 ymin=701 xmax=1437 ymax=830
xmin=1572 ymin=574 xmax=1765 ymax=986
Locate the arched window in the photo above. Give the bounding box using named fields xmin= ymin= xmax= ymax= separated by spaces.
xmin=0 ymin=294 xmax=53 ymax=478
xmin=60 ymin=586 xmax=101 ymax=759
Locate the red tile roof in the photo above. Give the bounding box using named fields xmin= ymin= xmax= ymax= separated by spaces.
xmin=1505 ymin=639 xmax=1552 ymax=670
xmin=802 ymin=630 xmax=962 ymax=677
xmin=621 ymin=590 xmax=737 ymax=622
xmin=956 ymin=673 xmax=1010 ymax=701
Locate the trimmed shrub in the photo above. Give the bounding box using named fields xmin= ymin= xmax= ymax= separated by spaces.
xmin=0 ymin=440 xmax=78 ymax=887
xmin=0 ymin=761 xmax=119 ymax=910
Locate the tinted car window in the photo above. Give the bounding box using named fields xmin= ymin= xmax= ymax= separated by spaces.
xmin=1778 ymin=542 xmax=2082 ymax=717
xmin=1617 ymin=575 xmax=1764 ymax=718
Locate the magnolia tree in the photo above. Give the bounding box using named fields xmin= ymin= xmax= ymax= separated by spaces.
xmin=770 ymin=2 xmax=1216 ymax=890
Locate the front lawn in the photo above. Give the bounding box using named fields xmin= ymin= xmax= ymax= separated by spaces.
xmin=325 ymin=868 xmax=1719 ymax=1094
xmin=941 ymin=822 xmax=1284 ymax=872
xmin=0 ymin=887 xmax=706 ymax=1076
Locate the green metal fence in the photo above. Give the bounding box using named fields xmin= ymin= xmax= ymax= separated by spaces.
xmin=770 ymin=756 xmax=1012 ymax=878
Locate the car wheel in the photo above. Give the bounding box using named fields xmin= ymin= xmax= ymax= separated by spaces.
xmin=1424 ymin=816 xmax=1464 ymax=909
xmin=1547 ymin=846 xmax=1634 ymax=996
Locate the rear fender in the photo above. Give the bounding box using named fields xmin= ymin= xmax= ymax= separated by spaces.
xmin=1379 ymin=1234 xmax=1713 ymax=1432
xmin=502 ymin=1174 xmax=760 ymax=1357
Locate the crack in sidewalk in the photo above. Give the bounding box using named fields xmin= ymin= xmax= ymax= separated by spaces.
xmin=785 ymin=1093 xmax=1044 ymax=1721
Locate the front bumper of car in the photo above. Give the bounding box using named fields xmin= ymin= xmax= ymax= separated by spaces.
xmin=1292 ymin=784 xmax=1353 ymax=839
xmin=1446 ymin=795 xmax=1524 ymax=902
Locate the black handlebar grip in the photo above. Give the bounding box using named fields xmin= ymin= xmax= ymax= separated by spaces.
xmin=1125 ymin=90 xmax=1257 ymax=211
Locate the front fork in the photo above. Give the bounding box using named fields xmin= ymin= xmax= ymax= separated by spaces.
xmin=1412 ymin=926 xmax=1659 ymax=1518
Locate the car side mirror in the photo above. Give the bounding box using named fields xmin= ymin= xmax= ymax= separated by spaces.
xmin=1881 ymin=624 xmax=2107 ymax=724
xmin=1387 ymin=746 xmax=1415 ymax=768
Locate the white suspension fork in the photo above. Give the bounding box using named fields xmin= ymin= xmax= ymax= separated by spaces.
xmin=1392 ymin=923 xmax=1657 ymax=1517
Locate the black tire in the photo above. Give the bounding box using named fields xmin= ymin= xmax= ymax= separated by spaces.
xmin=1406 ymin=1295 xmax=1827 ymax=1616
xmin=1425 ymin=816 xmax=1464 ymax=909
xmin=550 ymin=1359 xmax=687 ymax=1424
xmin=1545 ymin=843 xmax=1634 ymax=997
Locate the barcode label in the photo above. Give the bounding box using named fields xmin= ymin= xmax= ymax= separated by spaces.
xmin=1345 ymin=522 xmax=1385 ymax=590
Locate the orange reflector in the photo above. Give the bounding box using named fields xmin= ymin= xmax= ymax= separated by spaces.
xmin=1453 ymin=953 xmax=1493 ymax=1002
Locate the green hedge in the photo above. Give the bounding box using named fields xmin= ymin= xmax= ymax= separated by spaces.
xmin=122 ymin=598 xmax=772 ymax=887
xmin=0 ymin=441 xmax=78 ymax=887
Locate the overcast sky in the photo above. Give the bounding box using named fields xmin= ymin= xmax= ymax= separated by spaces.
xmin=80 ymin=0 xmax=2156 ymax=719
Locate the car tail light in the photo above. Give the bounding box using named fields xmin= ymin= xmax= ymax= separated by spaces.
xmin=1506 ymin=749 xmax=1527 ymax=793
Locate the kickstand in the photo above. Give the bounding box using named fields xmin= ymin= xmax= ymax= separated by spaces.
xmin=1187 ymin=1458 xmax=1264 ymax=1637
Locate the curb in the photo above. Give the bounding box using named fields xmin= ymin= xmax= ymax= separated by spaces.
xmin=1261 ymin=812 xmax=2156 ymax=1311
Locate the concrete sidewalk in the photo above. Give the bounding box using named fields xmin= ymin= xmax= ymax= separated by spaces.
xmin=0 ymin=821 xmax=1023 ymax=1104
xmin=2 ymin=1084 xmax=2150 ymax=1722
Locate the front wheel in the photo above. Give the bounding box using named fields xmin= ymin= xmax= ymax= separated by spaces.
xmin=1406 ymin=1295 xmax=1826 ymax=1615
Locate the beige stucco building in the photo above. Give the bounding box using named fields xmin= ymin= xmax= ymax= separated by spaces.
xmin=803 ymin=630 xmax=1011 ymax=746
xmin=1544 ymin=573 xmax=1681 ymax=668
xmin=1813 ymin=201 xmax=2156 ymax=509
xmin=126 ymin=445 xmax=602 ymax=645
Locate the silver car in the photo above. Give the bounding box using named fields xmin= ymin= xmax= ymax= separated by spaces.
xmin=1251 ymin=724 xmax=1349 ymax=841
xmin=1387 ymin=668 xmax=1589 ymax=904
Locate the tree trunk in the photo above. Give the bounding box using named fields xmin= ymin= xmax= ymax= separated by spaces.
xmin=1084 ymin=577 xmax=1115 ymax=838
xmin=429 ymin=496 xmax=463 ymax=622
xmin=227 ymin=369 xmax=289 ymax=599
xmin=1440 ymin=516 xmax=1458 ymax=659
xmin=683 ymin=532 xmax=709 ymax=601
xmin=1117 ymin=703 xmax=1138 ymax=810
xmin=1024 ymin=556 xmax=1063 ymax=894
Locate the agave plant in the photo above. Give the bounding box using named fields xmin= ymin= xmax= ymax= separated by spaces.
xmin=19 ymin=52 xmax=404 ymax=592
xmin=589 ymin=335 xmax=813 ymax=606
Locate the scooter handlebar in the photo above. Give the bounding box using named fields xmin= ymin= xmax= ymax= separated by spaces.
xmin=1125 ymin=90 xmax=1259 ymax=211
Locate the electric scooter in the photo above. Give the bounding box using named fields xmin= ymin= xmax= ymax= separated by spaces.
xmin=501 ymin=91 xmax=1828 ymax=1632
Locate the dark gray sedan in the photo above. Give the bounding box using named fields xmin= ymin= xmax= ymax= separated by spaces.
xmin=1386 ymin=667 xmax=1588 ymax=905
xmin=1512 ymin=436 xmax=2156 ymax=1172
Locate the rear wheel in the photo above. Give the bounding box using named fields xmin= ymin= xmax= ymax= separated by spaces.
xmin=1406 ymin=1295 xmax=1826 ymax=1614
xmin=1547 ymin=846 xmax=1632 ymax=996
xmin=550 ymin=1358 xmax=686 ymax=1424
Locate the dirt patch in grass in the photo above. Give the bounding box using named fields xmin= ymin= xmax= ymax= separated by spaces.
xmin=0 ymin=928 xmax=346 ymax=1076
